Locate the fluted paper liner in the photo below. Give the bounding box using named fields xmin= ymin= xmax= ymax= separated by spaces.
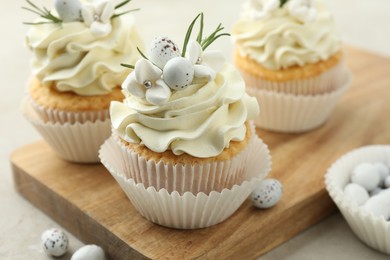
xmin=325 ymin=145 xmax=390 ymax=255
xmin=110 ymin=123 xmax=260 ymax=195
xmin=247 ymin=70 xmax=352 ymax=133
xmin=29 ymin=97 xmax=109 ymax=125
xmin=99 ymin=132 xmax=271 ymax=229
xmin=238 ymin=61 xmax=346 ymax=95
xmin=22 ymin=98 xmax=111 ymax=163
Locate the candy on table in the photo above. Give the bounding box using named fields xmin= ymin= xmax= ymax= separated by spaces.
xmin=71 ymin=244 xmax=106 ymax=260
xmin=41 ymin=228 xmax=69 ymax=257
xmin=251 ymin=178 xmax=283 ymax=209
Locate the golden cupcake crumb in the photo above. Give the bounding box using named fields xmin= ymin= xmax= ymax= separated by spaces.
xmin=234 ymin=50 xmax=342 ymax=82
xmin=120 ymin=122 xmax=252 ymax=165
xmin=29 ymin=77 xmax=124 ymax=112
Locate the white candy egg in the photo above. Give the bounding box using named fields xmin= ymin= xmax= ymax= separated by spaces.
xmin=163 ymin=57 xmax=194 ymax=90
xmin=41 ymin=228 xmax=69 ymax=257
xmin=362 ymin=189 xmax=390 ymax=219
xmin=54 ymin=0 xmax=82 ymax=22
xmin=149 ymin=36 xmax=181 ymax=69
xmin=351 ymin=163 xmax=380 ymax=191
xmin=343 ymin=183 xmax=369 ymax=206
xmin=251 ymin=179 xmax=283 ymax=209
xmin=71 ymin=244 xmax=106 ymax=260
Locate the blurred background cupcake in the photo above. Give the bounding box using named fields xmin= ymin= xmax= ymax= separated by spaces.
xmin=232 ymin=0 xmax=351 ymax=133
xmin=22 ymin=0 xmax=142 ymax=162
xmin=100 ymin=13 xmax=271 ymax=229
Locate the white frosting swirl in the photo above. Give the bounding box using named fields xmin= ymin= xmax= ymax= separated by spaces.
xmin=110 ymin=64 xmax=259 ymax=158
xmin=26 ymin=15 xmax=142 ymax=96
xmin=232 ymin=0 xmax=341 ymax=70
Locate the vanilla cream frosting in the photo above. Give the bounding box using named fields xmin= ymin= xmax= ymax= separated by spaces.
xmin=26 ymin=15 xmax=142 ymax=96
xmin=110 ymin=64 xmax=259 ymax=158
xmin=232 ymin=0 xmax=341 ymax=70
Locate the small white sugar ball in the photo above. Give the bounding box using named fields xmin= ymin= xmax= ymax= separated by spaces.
xmin=41 ymin=228 xmax=69 ymax=257
xmin=71 ymin=244 xmax=106 ymax=260
xmin=362 ymin=189 xmax=390 ymax=219
xmin=251 ymin=179 xmax=283 ymax=209
xmin=351 ymin=163 xmax=381 ymax=191
xmin=373 ymin=162 xmax=390 ymax=186
xmin=343 ymin=183 xmax=369 ymax=206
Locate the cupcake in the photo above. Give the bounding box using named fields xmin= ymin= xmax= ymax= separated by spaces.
xmin=99 ymin=13 xmax=271 ymax=229
xmin=232 ymin=0 xmax=351 ymax=132
xmin=22 ymin=0 xmax=142 ymax=162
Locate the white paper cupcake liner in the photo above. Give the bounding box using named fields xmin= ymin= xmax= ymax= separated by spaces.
xmin=110 ymin=123 xmax=260 ymax=195
xmin=247 ymin=70 xmax=352 ymax=133
xmin=238 ymin=60 xmax=346 ymax=95
xmin=99 ymin=130 xmax=271 ymax=229
xmin=29 ymin=97 xmax=109 ymax=125
xmin=325 ymin=145 xmax=390 ymax=255
xmin=22 ymin=97 xmax=111 ymax=163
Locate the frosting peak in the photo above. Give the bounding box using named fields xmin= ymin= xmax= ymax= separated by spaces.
xmin=26 ymin=14 xmax=142 ymax=96
xmin=232 ymin=0 xmax=341 ymax=70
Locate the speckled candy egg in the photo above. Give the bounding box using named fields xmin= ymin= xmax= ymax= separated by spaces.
xmin=251 ymin=179 xmax=283 ymax=209
xmin=41 ymin=228 xmax=69 ymax=257
xmin=150 ymin=36 xmax=181 ymax=69
xmin=163 ymin=57 xmax=194 ymax=90
xmin=71 ymin=244 xmax=106 ymax=260
xmin=54 ymin=0 xmax=82 ymax=22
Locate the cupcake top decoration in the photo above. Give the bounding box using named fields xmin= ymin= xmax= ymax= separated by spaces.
xmin=24 ymin=0 xmax=142 ymax=96
xmin=111 ymin=13 xmax=259 ymax=158
xmin=121 ymin=13 xmax=228 ymax=106
xmin=232 ymin=0 xmax=340 ymax=70
xmin=245 ymin=0 xmax=317 ymax=23
xmin=24 ymin=0 xmax=138 ymax=37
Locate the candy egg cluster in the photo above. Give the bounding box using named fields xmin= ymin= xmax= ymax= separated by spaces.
xmin=344 ymin=162 xmax=390 ymax=219
xmin=251 ymin=178 xmax=283 ymax=209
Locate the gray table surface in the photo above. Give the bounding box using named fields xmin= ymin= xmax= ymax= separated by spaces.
xmin=1 ymin=0 xmax=390 ymax=259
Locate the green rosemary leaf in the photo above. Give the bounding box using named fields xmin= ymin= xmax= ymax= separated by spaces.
xmin=121 ymin=63 xmax=135 ymax=69
xmin=23 ymin=0 xmax=62 ymax=25
xmin=26 ymin=0 xmax=42 ymax=13
xmin=23 ymin=21 xmax=54 ymax=25
xmin=196 ymin=13 xmax=204 ymax=44
xmin=115 ymin=0 xmax=131 ymax=10
xmin=280 ymin=0 xmax=289 ymax=7
xmin=22 ymin=7 xmax=43 ymax=17
xmin=202 ymin=33 xmax=230 ymax=50
xmin=111 ymin=8 xmax=140 ymax=19
xmin=137 ymin=47 xmax=149 ymax=60
xmin=182 ymin=13 xmax=202 ymax=57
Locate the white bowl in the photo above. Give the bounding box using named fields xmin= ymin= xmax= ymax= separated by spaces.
xmin=325 ymin=145 xmax=390 ymax=254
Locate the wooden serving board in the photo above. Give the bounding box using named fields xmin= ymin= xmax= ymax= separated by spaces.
xmin=11 ymin=48 xmax=390 ymax=259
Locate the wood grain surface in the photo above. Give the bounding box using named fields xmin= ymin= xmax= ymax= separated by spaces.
xmin=11 ymin=47 xmax=390 ymax=259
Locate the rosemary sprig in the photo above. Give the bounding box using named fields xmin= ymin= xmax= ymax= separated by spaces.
xmin=182 ymin=13 xmax=230 ymax=55
xmin=111 ymin=8 xmax=140 ymax=19
xmin=201 ymin=23 xmax=230 ymax=50
xmin=196 ymin=13 xmax=204 ymax=44
xmin=280 ymin=0 xmax=289 ymax=7
xmin=22 ymin=0 xmax=62 ymax=25
xmin=181 ymin=13 xmax=202 ymax=57
xmin=120 ymin=63 xmax=135 ymax=69
xmin=115 ymin=0 xmax=132 ymax=9
xmin=120 ymin=47 xmax=150 ymax=70
xmin=112 ymin=0 xmax=139 ymax=19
